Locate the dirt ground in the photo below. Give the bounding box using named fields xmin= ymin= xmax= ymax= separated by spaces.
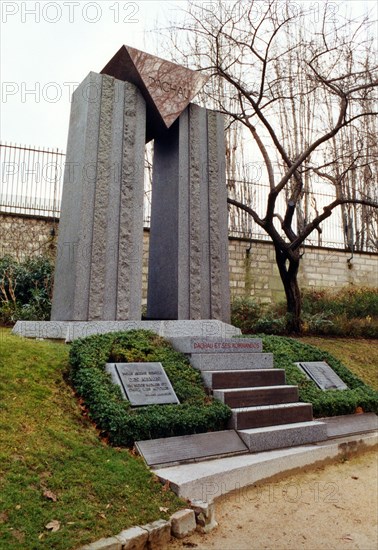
xmin=168 ymin=449 xmax=378 ymax=550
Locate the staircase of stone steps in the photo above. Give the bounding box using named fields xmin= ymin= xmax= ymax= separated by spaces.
xmin=169 ymin=337 xmax=328 ymax=453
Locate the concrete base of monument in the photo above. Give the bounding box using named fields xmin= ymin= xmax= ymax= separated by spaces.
xmin=153 ymin=430 xmax=378 ymax=502
xmin=12 ymin=319 xmax=241 ymax=342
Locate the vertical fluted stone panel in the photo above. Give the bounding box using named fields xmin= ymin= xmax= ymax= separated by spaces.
xmin=189 ymin=105 xmax=210 ymax=319
xmin=116 ymin=84 xmax=146 ymax=320
xmin=88 ymin=75 xmax=115 ymax=320
xmin=51 ymin=72 xmax=102 ymax=320
xmin=147 ymin=103 xmax=230 ymax=322
xmin=177 ymin=110 xmax=190 ymax=319
xmin=102 ymin=79 xmax=125 ymax=320
xmin=51 ymin=73 xmax=146 ymax=321
xmin=207 ymin=110 xmax=230 ymax=322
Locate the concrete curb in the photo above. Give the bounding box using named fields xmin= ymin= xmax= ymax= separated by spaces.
xmin=79 ymin=502 xmax=214 ymax=550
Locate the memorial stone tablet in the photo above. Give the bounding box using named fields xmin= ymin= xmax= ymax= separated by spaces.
xmin=295 ymin=361 xmax=348 ymax=391
xmin=106 ymin=362 xmax=179 ymax=406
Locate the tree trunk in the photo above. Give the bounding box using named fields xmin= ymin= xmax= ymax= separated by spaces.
xmin=274 ymin=246 xmax=302 ymax=333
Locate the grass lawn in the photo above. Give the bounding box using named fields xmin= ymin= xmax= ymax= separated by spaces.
xmin=1 ymin=328 xmax=376 ymax=549
xmin=0 ymin=329 xmax=184 ymax=550
xmin=297 ymin=337 xmax=378 ymax=391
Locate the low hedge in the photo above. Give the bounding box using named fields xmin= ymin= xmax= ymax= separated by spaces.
xmin=69 ymin=330 xmax=231 ymax=446
xmin=257 ymin=335 xmax=378 ymax=417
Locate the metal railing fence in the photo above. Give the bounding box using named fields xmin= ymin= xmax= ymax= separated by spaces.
xmin=1 ymin=142 xmax=376 ymax=252
xmin=0 ymin=142 xmax=64 ymax=218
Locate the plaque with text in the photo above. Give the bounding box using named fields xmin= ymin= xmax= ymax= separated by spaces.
xmin=191 ymin=337 xmax=262 ymax=353
xmin=106 ymin=362 xmax=179 ymax=406
xmin=295 ymin=361 xmax=348 ymax=391
xmin=167 ymin=337 xmax=262 ymax=354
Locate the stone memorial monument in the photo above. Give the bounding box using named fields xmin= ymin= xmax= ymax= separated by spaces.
xmin=51 ymin=45 xmax=230 ymax=323
xmin=13 ymin=45 xmax=237 ymax=340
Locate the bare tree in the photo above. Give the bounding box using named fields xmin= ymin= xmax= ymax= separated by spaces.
xmin=169 ymin=0 xmax=378 ymax=332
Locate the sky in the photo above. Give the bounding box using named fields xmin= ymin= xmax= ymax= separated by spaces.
xmin=1 ymin=0 xmax=377 ymax=151
xmin=1 ymin=0 xmax=185 ymax=150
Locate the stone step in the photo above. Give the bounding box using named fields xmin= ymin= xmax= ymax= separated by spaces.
xmin=202 ymin=369 xmax=286 ymax=389
xmin=229 ymin=402 xmax=313 ymax=430
xmin=238 ymin=421 xmax=328 ymax=453
xmin=190 ymin=352 xmax=274 ymax=371
xmin=213 ymin=385 xmax=299 ymax=407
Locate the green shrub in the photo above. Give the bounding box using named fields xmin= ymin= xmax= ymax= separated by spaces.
xmin=69 ymin=330 xmax=232 ymax=446
xmin=231 ymin=297 xmax=289 ymax=334
xmin=302 ymin=287 xmax=378 ymax=318
xmin=254 ymin=335 xmax=378 ymax=417
xmin=231 ymin=296 xmax=263 ymax=333
xmin=0 ymin=255 xmax=53 ymax=324
xmin=303 ymin=312 xmax=378 ymax=338
xmin=232 ymin=287 xmax=378 ymax=337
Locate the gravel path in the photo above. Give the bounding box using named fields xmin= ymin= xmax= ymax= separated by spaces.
xmin=168 ymin=449 xmax=378 ymax=550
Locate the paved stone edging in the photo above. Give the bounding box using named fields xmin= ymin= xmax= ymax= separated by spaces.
xmin=79 ymin=500 xmax=216 ymax=549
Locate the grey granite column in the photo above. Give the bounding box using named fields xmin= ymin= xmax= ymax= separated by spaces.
xmin=147 ymin=104 xmax=230 ymax=322
xmin=51 ymin=72 xmax=146 ymax=321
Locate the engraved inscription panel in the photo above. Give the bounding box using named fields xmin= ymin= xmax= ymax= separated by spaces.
xmin=106 ymin=362 xmax=180 ymax=406
xmin=191 ymin=338 xmax=262 ymax=353
xmin=127 ymin=46 xmax=208 ymax=128
xmin=296 ymin=361 xmax=348 ymax=391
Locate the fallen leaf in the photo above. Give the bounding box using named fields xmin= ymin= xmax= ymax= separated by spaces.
xmin=15 ymin=505 xmax=21 ymax=510
xmin=159 ymin=507 xmax=169 ymax=513
xmin=45 ymin=520 xmax=60 ymax=532
xmin=341 ymin=535 xmax=353 ymax=542
xmin=0 ymin=512 xmax=9 ymax=523
xmin=43 ymin=490 xmax=57 ymax=502
xmin=11 ymin=530 xmax=24 ymax=542
xmin=162 ymin=480 xmax=170 ymax=492
xmin=38 ymin=533 xmax=44 ymax=540
xmin=98 ymin=513 xmax=106 ymax=520
xmin=351 ymin=476 xmax=359 ymax=480
xmin=105 ymin=503 xmax=111 ymax=509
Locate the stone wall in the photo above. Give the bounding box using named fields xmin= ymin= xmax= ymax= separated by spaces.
xmin=228 ymin=237 xmax=378 ymax=304
xmin=0 ymin=213 xmax=57 ymax=260
xmin=1 ymin=213 xmax=377 ymax=304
